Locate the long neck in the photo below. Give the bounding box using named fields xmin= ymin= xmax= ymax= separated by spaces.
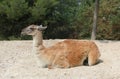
xmin=33 ymin=31 xmax=45 ymax=50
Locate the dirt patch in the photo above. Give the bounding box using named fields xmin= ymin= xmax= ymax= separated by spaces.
xmin=0 ymin=40 xmax=120 ymax=79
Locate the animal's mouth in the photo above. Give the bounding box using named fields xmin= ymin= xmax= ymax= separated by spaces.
xmin=21 ymin=32 xmax=27 ymax=36
xmin=21 ymin=32 xmax=26 ymax=36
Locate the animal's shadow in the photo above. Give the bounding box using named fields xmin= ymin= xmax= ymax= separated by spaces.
xmin=83 ymin=58 xmax=103 ymax=66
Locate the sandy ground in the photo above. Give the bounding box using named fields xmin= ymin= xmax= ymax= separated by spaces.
xmin=0 ymin=40 xmax=120 ymax=79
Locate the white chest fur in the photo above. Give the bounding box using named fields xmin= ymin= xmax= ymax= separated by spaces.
xmin=33 ymin=47 xmax=49 ymax=68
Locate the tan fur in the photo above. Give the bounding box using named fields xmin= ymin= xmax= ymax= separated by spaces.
xmin=39 ymin=40 xmax=100 ymax=68
xmin=21 ymin=25 xmax=101 ymax=68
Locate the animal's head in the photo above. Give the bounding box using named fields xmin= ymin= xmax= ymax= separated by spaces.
xmin=21 ymin=25 xmax=47 ymax=36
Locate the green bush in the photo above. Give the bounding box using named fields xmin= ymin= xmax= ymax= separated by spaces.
xmin=0 ymin=0 xmax=119 ymax=40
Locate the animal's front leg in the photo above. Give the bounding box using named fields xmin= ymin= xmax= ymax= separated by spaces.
xmin=36 ymin=58 xmax=47 ymax=68
xmin=47 ymin=64 xmax=54 ymax=69
xmin=51 ymin=56 xmax=70 ymax=68
xmin=34 ymin=54 xmax=47 ymax=68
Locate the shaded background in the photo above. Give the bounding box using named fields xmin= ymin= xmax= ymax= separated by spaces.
xmin=0 ymin=0 xmax=119 ymax=40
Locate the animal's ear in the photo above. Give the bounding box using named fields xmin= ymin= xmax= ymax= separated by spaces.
xmin=37 ymin=25 xmax=47 ymax=31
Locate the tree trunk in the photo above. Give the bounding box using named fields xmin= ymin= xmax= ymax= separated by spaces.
xmin=91 ymin=0 xmax=99 ymax=40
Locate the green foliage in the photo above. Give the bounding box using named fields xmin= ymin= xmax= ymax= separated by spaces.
xmin=97 ymin=0 xmax=120 ymax=40
xmin=0 ymin=0 xmax=119 ymax=40
xmin=73 ymin=0 xmax=94 ymax=39
xmin=0 ymin=0 xmax=58 ymax=40
xmin=29 ymin=0 xmax=58 ymax=23
xmin=0 ymin=0 xmax=28 ymax=20
xmin=0 ymin=0 xmax=29 ymax=39
xmin=44 ymin=0 xmax=81 ymax=39
xmin=75 ymin=0 xmax=120 ymax=40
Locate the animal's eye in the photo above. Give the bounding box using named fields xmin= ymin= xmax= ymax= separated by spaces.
xmin=26 ymin=29 xmax=31 ymax=32
xmin=30 ymin=27 xmax=35 ymax=30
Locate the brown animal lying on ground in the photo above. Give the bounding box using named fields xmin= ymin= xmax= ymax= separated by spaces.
xmin=21 ymin=25 xmax=101 ymax=68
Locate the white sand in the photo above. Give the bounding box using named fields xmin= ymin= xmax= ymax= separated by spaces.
xmin=0 ymin=40 xmax=120 ymax=79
